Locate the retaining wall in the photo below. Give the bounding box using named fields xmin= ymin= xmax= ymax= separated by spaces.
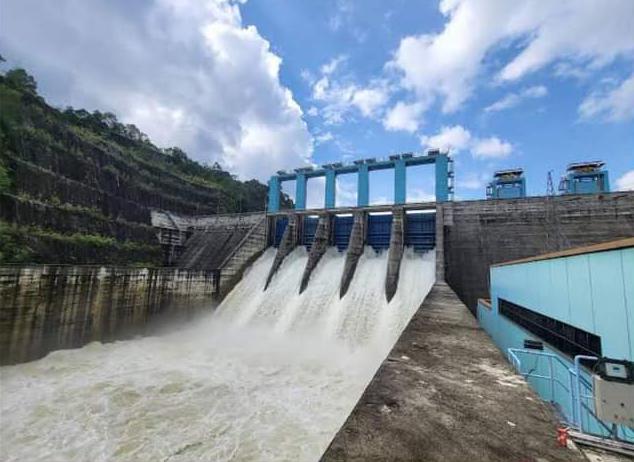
xmin=0 ymin=265 xmax=217 ymax=365
xmin=441 ymin=192 xmax=634 ymax=313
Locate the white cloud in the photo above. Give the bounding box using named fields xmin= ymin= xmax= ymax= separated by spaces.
xmin=335 ymin=179 xmax=357 ymax=206
xmin=420 ymin=125 xmax=472 ymax=153
xmin=1 ymin=0 xmax=312 ymax=181
xmin=321 ymin=55 xmax=347 ymax=76
xmin=420 ymin=125 xmax=513 ymax=159
xmin=485 ymin=85 xmax=548 ymax=113
xmin=472 ymin=137 xmax=513 ymax=158
xmin=382 ymin=101 xmax=425 ymax=133
xmin=307 ymin=106 xmax=319 ymax=117
xmin=306 ymin=176 xmax=326 ymax=209
xmin=328 ymin=0 xmax=366 ymax=43
xmin=389 ymin=0 xmax=634 ymax=116
xmin=314 ymin=131 xmax=334 ymax=145
xmin=616 ymin=170 xmax=634 ymax=191
xmin=579 ymin=73 xmax=634 ymax=122
xmin=310 ymin=58 xmax=390 ymax=124
xmin=352 ymin=87 xmax=389 ymax=118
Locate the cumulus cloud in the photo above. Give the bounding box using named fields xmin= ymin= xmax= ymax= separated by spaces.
xmin=314 ymin=131 xmax=334 ymax=145
xmin=471 ymin=137 xmax=513 ymax=158
xmin=578 ymin=73 xmax=634 ymax=122
xmin=420 ymin=125 xmax=472 ymax=153
xmin=485 ymin=85 xmax=548 ymax=113
xmin=352 ymin=88 xmax=389 ymax=118
xmin=420 ymin=125 xmax=512 ymax=159
xmin=310 ymin=57 xmax=390 ymax=124
xmin=389 ymin=0 xmax=634 ymax=115
xmin=382 ymin=101 xmax=425 ymax=133
xmin=0 ymin=0 xmax=312 ymax=181
xmin=616 ymin=170 xmax=634 ymax=191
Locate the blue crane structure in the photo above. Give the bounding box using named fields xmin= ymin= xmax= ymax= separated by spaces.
xmin=267 ymin=150 xmax=453 ymax=212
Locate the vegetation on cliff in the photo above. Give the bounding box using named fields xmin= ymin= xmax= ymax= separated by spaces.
xmin=0 ymin=65 xmax=290 ymax=265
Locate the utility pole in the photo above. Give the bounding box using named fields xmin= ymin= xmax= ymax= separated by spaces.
xmin=546 ymin=170 xmax=555 ymax=197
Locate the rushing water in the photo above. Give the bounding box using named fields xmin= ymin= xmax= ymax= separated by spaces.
xmin=0 ymin=247 xmax=435 ymax=462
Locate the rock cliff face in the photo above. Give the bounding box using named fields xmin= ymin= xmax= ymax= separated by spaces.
xmin=0 ymin=69 xmax=290 ymax=265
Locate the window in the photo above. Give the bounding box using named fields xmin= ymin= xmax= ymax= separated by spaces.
xmin=499 ymin=298 xmax=602 ymax=358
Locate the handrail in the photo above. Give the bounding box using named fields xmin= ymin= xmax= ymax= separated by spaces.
xmin=507 ymin=348 xmax=572 ymax=422
xmin=218 ymin=215 xmax=268 ymax=270
xmin=507 ymin=349 xmax=627 ymax=440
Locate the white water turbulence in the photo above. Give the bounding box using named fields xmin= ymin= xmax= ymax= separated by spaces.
xmin=1 ymin=246 xmax=435 ymax=462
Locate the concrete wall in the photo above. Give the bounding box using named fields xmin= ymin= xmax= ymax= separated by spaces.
xmin=0 ymin=265 xmax=217 ymax=365
xmin=442 ymin=192 xmax=634 ymax=313
xmin=217 ymin=215 xmax=268 ymax=297
xmin=152 ymin=210 xmax=265 ymax=265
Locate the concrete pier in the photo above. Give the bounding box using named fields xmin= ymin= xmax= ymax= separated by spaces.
xmin=339 ymin=212 xmax=366 ymax=298
xmin=321 ymin=283 xmax=585 ymax=462
xmin=384 ymin=207 xmax=404 ymax=302
xmin=300 ymin=214 xmax=331 ymax=293
xmin=265 ymin=214 xmax=298 ymax=289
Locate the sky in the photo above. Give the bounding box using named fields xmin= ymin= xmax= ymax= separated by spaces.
xmin=1 ymin=0 xmax=633 ymax=207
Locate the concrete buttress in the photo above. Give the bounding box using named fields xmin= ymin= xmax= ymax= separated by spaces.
xmin=299 ymin=214 xmax=331 ymax=294
xmin=385 ymin=208 xmax=404 ymax=302
xmin=265 ymin=214 xmax=298 ymax=289
xmin=339 ymin=212 xmax=366 ymax=298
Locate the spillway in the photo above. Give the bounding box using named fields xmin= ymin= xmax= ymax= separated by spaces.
xmin=0 ymin=247 xmax=435 ymax=462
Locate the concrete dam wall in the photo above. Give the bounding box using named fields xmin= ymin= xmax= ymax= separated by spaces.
xmin=0 ymin=211 xmax=267 ymax=365
xmin=0 ymin=265 xmax=217 ymax=365
xmin=265 ymin=209 xmax=436 ymax=301
xmin=5 ymin=192 xmax=630 ymax=366
xmin=1 ymin=239 xmax=438 ymax=461
xmin=442 ymin=191 xmax=634 ymax=312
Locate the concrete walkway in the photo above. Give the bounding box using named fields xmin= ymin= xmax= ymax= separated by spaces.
xmin=321 ymin=283 xmax=586 ymax=462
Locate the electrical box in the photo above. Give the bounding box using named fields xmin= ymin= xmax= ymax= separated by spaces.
xmin=593 ymin=359 xmax=634 ymax=427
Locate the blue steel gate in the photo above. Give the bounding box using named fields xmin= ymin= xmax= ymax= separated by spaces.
xmin=367 ymin=214 xmax=392 ymax=253
xmin=302 ymin=217 xmax=319 ymax=250
xmin=405 ymin=212 xmax=435 ymax=252
xmin=333 ymin=215 xmax=353 ymax=251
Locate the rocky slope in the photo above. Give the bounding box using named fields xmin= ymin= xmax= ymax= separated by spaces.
xmin=0 ymin=68 xmax=290 ymax=265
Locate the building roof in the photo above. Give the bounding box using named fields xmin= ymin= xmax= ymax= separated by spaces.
xmin=493 ymin=168 xmax=523 ymax=178
xmin=567 ymin=160 xmax=605 ymax=171
xmin=493 ymin=237 xmax=634 ymax=267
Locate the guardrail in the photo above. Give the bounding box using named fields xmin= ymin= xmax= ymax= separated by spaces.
xmin=506 ymin=348 xmax=630 ymax=441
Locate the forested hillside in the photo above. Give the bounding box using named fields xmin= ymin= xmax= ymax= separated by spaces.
xmin=0 ymin=66 xmax=290 ymax=265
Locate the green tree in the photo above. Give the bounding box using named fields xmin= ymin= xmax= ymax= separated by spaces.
xmin=4 ymin=68 xmax=37 ymax=94
xmin=0 ymin=160 xmax=10 ymax=193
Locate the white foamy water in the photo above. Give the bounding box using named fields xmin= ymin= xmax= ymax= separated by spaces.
xmin=0 ymin=247 xmax=435 ymax=462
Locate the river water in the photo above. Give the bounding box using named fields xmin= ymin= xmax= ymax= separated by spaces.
xmin=1 ymin=247 xmax=435 ymax=462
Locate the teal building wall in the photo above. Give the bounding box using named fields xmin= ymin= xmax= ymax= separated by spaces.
xmin=478 ymin=244 xmax=634 ymax=440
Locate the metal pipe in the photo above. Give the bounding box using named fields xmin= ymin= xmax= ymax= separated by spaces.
xmin=573 ymin=355 xmax=598 ymax=434
xmin=549 ymin=356 xmax=555 ymax=402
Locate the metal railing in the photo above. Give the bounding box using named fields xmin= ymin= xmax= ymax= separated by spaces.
xmin=507 ymin=349 xmax=575 ymax=423
xmin=507 ymin=348 xmax=629 ymax=440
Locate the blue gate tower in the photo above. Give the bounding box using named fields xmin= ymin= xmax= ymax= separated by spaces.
xmin=267 ymin=150 xmax=453 ymax=212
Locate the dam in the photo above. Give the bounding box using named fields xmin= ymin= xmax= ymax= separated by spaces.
xmin=1 ymin=248 xmax=436 ymax=461
xmin=1 ymin=151 xmax=634 ymax=461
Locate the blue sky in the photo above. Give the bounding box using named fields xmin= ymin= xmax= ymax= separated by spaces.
xmin=2 ymin=0 xmax=633 ymax=206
